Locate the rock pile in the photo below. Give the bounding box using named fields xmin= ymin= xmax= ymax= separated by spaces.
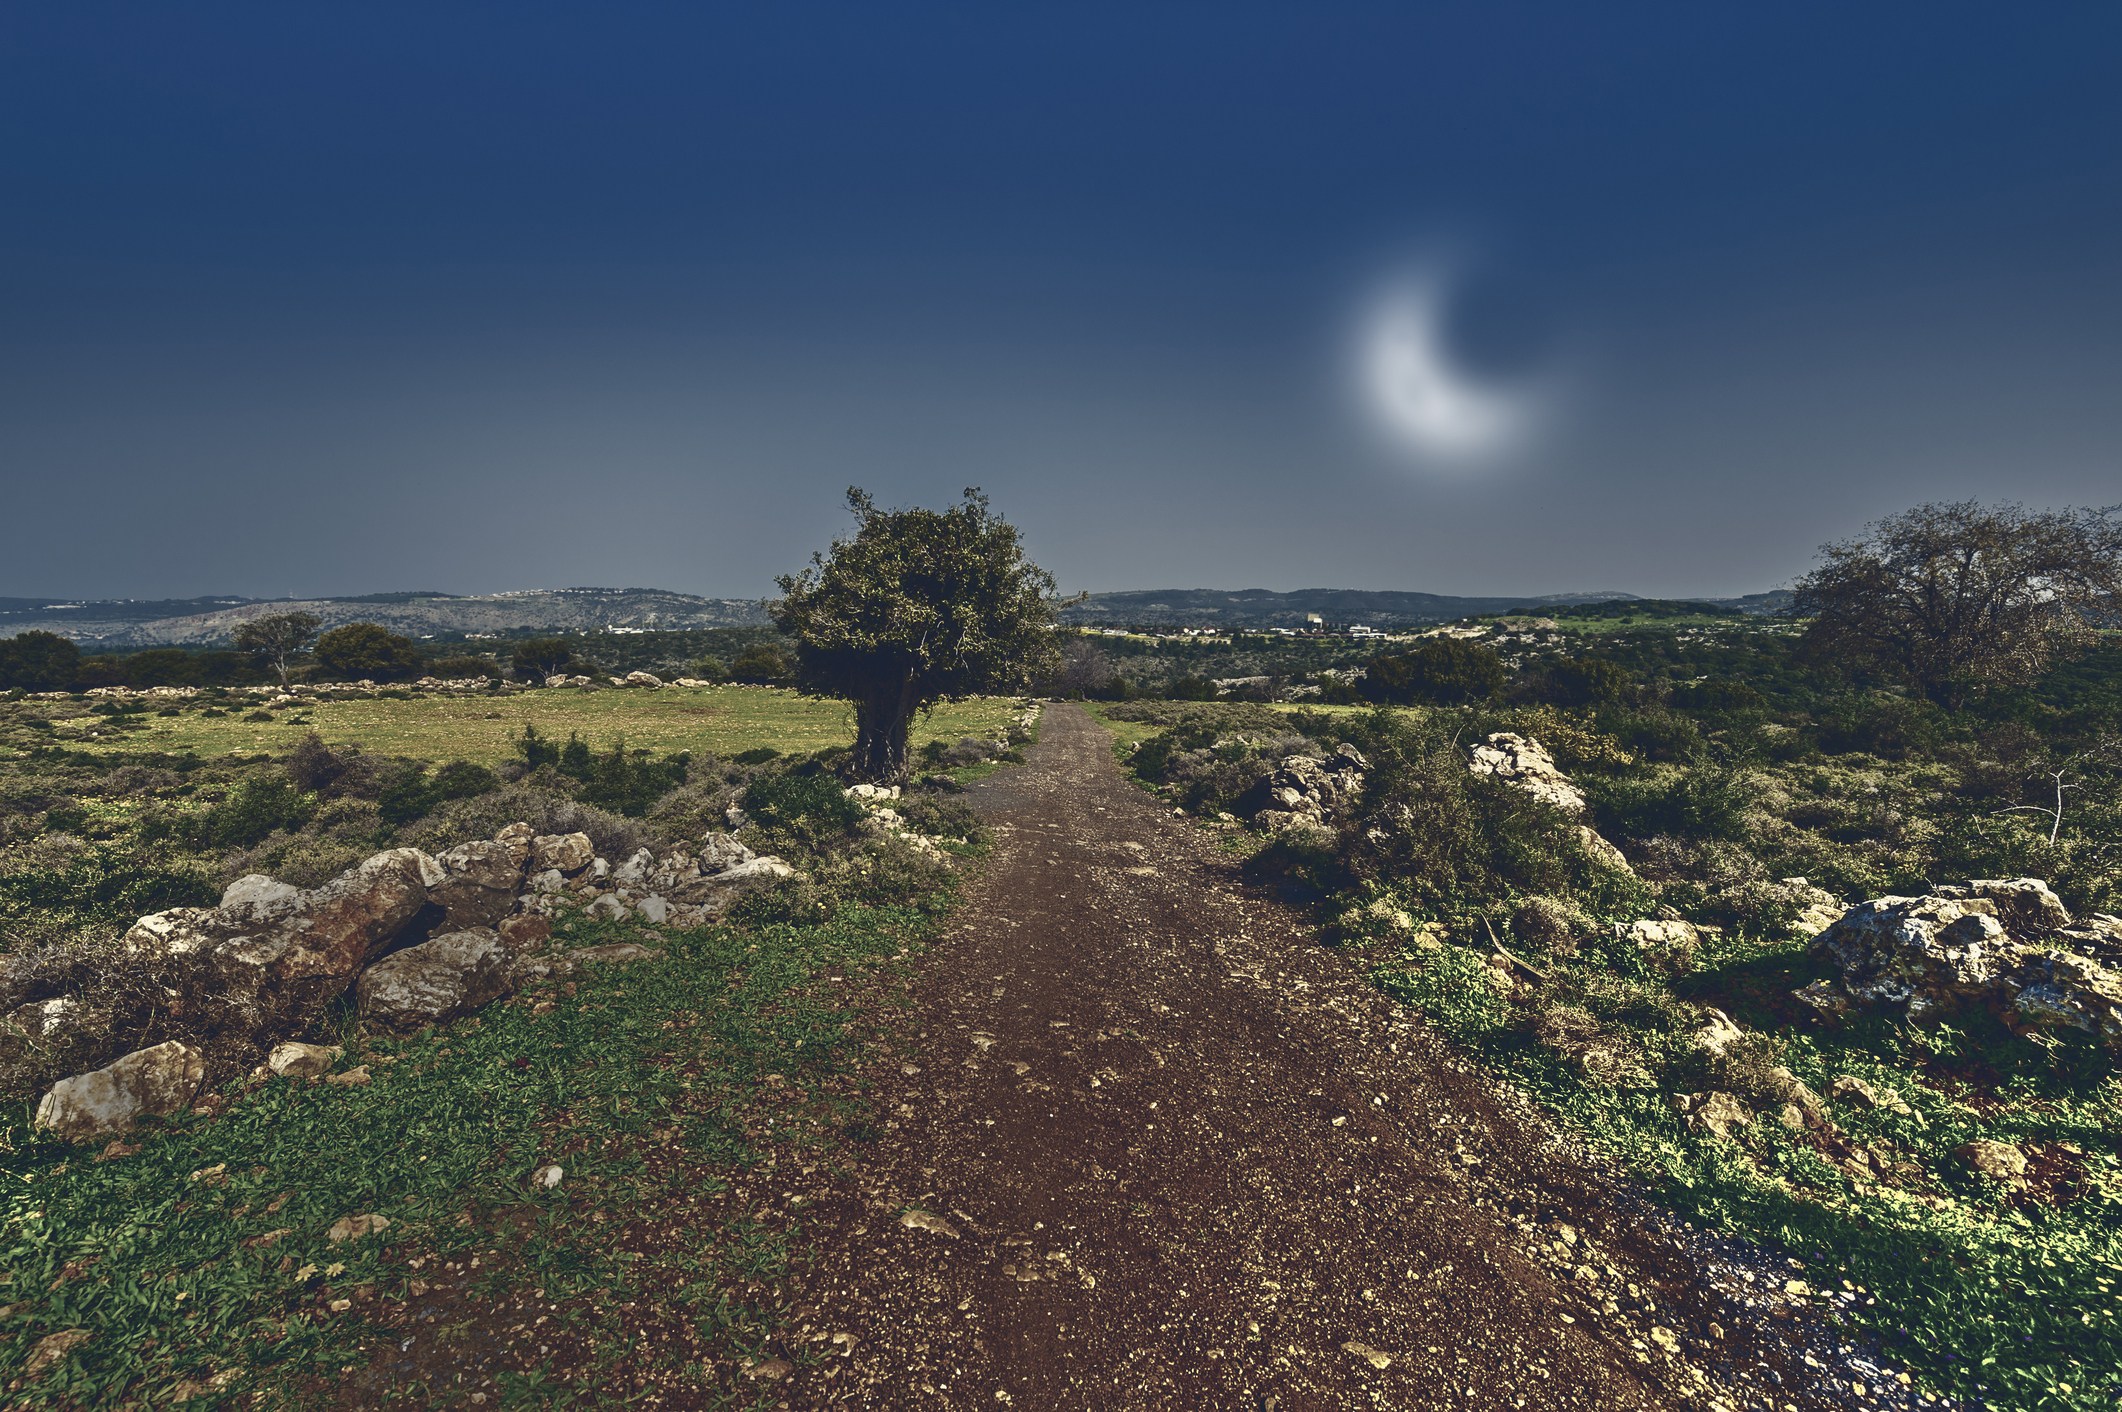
xmin=1467 ymin=733 xmax=1632 ymax=873
xmin=1803 ymin=877 xmax=2122 ymax=1043
xmin=1251 ymin=743 xmax=1367 ymax=841
xmin=17 ymin=822 xmax=800 ymax=1142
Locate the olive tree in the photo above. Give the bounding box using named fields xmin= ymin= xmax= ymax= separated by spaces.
xmin=1790 ymin=501 xmax=2122 ymax=707
xmin=773 ymin=488 xmax=1071 ymax=783
xmin=230 ymin=611 xmax=322 ymax=686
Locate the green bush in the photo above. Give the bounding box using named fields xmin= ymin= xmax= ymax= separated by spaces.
xmin=0 ymin=843 xmax=219 ymax=934
xmin=729 ymin=643 xmax=793 ymax=684
xmin=426 ymin=656 xmax=500 ymax=680
xmin=1546 ymin=658 xmax=1632 ymax=706
xmin=314 ymin=622 xmax=421 ymax=681
xmin=1365 ymin=640 xmax=1505 ymax=706
xmin=378 ymin=760 xmax=501 ymax=827
xmin=193 ymin=775 xmax=318 ymax=850
xmin=744 ymin=771 xmax=861 ymax=832
xmin=1585 ymin=765 xmax=1753 ymax=844
xmin=513 ymin=725 xmax=688 ymax=817
xmin=1668 ymin=679 xmax=1768 ymax=712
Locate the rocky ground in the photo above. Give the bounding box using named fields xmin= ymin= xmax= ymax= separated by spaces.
xmin=762 ymin=705 xmax=1881 ymax=1411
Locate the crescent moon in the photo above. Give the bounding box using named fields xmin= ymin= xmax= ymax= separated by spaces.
xmin=1361 ymin=281 xmax=1526 ymax=462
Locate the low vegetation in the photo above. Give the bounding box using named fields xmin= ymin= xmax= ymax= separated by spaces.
xmin=0 ymin=684 xmax=1029 ymax=1404
xmin=1101 ymin=611 xmax=2122 ymax=1410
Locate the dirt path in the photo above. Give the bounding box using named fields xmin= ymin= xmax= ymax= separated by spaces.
xmin=786 ymin=705 xmax=1829 ymax=1411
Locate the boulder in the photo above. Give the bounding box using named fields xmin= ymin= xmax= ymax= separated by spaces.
xmin=623 ymin=671 xmax=664 ymax=688
xmin=1779 ymin=878 xmax=1847 ymax=937
xmin=1829 ymin=1074 xmax=1916 ymax=1119
xmin=1810 ymin=880 xmax=2122 ymax=1041
xmin=222 ymin=875 xmax=301 ymax=910
xmin=532 ymin=833 xmax=595 ymax=875
xmin=1248 ymin=752 xmax=1363 ymax=836
xmin=34 ymin=1041 xmax=205 ymax=1143
xmin=697 ymin=832 xmax=756 ymax=872
xmin=119 ymin=848 xmax=443 ymax=1049
xmin=355 ymin=928 xmax=513 ymax=1034
xmin=495 ymin=822 xmax=536 ymax=869
xmin=1469 ymin=733 xmax=1586 ymax=815
xmin=1692 ymin=1008 xmax=1745 ymax=1058
xmin=1810 ymin=893 xmax=2011 ymax=1018
xmin=1619 ymin=918 xmax=1699 ymax=950
xmin=2000 ymin=948 xmax=2122 ymax=1042
xmin=429 ymin=840 xmax=528 ymax=931
xmin=499 ymin=915 xmax=552 ymax=951
xmin=1958 ymin=878 xmax=2072 ymax=933
xmin=612 ymin=848 xmax=654 ymax=884
xmin=1671 ymin=1090 xmax=1752 ymax=1140
xmin=266 ymin=1041 xmax=342 ymax=1079
xmin=1954 ymin=1139 xmax=2029 ymax=1187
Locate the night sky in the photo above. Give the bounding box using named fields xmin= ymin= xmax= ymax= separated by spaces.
xmin=4 ymin=4 xmax=2118 ymax=603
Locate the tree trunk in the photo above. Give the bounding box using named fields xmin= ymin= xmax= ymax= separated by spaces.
xmin=849 ymin=670 xmax=918 ymax=784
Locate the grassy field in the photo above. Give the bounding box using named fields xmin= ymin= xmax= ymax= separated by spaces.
xmin=1 ymin=687 xmax=1024 ymax=1407
xmin=45 ymin=688 xmax=1027 ymax=768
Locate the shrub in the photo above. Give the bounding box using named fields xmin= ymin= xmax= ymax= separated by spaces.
xmin=894 ymin=790 xmax=984 ymax=843
xmin=123 ymin=648 xmax=206 ymax=688
xmin=1585 ymin=765 xmax=1753 ymax=844
xmin=744 ymin=771 xmax=862 ymax=832
xmin=688 ymin=656 xmax=729 ymax=682
xmin=1365 ymin=640 xmax=1505 ymax=706
xmin=1327 ymin=709 xmax=1645 ymax=916
xmin=154 ymin=775 xmax=318 ymax=850
xmin=1668 ymin=679 xmax=1768 ymax=712
xmin=377 ymin=759 xmax=500 ymax=826
xmin=511 ymin=726 xmax=687 ymax=815
xmin=0 ymin=841 xmax=220 ymax=936
xmin=1546 ymin=658 xmax=1632 ymax=707
xmin=729 ymin=643 xmax=793 ymax=684
xmin=427 ymin=655 xmax=500 ymax=679
xmin=1511 ymin=895 xmax=1594 ymax=956
xmin=1592 ymin=706 xmax=1704 ymax=762
xmin=284 ymin=731 xmax=346 ymax=793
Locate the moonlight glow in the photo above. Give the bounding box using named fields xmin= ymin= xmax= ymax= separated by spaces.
xmin=1359 ymin=276 xmax=1535 ymax=465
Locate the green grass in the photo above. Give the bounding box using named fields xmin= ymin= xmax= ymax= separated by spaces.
xmin=0 ymin=894 xmax=939 ymax=1408
xmin=18 ymin=688 xmax=1030 ymax=770
xmin=1374 ymin=928 xmax=2122 ymax=1411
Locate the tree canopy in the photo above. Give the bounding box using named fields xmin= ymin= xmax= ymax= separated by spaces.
xmin=1789 ymin=500 xmax=2122 ymax=707
xmin=231 ymin=611 xmax=322 ymax=686
xmin=772 ymin=487 xmax=1068 ymax=782
xmin=0 ymin=631 xmax=82 ymax=692
xmin=314 ymin=622 xmax=420 ymax=681
xmin=510 ymin=637 xmax=577 ymax=679
xmin=1364 ymin=639 xmax=1506 ymax=705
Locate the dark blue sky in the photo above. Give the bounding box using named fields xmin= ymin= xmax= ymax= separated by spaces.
xmin=4 ymin=3 xmax=2118 ymax=601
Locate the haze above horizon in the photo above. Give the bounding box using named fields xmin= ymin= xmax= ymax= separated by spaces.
xmin=4 ymin=5 xmax=2117 ymax=603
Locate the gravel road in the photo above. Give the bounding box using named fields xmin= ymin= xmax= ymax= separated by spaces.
xmin=780 ymin=703 xmax=1855 ymax=1411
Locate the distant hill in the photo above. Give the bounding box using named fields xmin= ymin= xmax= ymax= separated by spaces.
xmin=1054 ymin=587 xmax=1785 ymax=628
xmin=0 ymin=583 xmax=1791 ymax=646
xmin=0 ymin=589 xmax=772 ymax=647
